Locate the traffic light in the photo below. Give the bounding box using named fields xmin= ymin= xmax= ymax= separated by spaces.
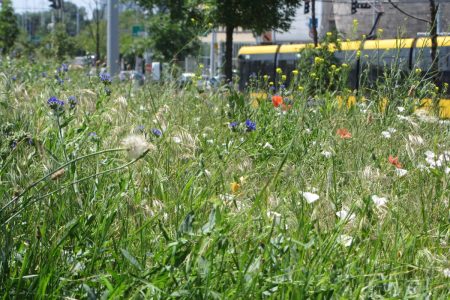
xmin=351 ymin=0 xmax=358 ymax=14
xmin=304 ymin=0 xmax=310 ymax=14
xmin=49 ymin=0 xmax=61 ymax=9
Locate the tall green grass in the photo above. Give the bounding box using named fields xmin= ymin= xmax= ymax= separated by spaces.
xmin=0 ymin=59 xmax=449 ymax=299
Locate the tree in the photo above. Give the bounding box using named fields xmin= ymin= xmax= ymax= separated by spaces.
xmin=0 ymin=0 xmax=19 ymax=54
xmin=134 ymin=0 xmax=207 ymax=62
xmin=387 ymin=0 xmax=439 ymax=84
xmin=212 ymin=0 xmax=302 ymax=81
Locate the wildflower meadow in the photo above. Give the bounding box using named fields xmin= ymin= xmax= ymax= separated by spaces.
xmin=1 ymin=58 xmax=449 ymax=298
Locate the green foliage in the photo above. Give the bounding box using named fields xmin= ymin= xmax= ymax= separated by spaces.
xmin=0 ymin=0 xmax=19 ymax=54
xmin=41 ymin=23 xmax=79 ymax=61
xmin=135 ymin=0 xmax=209 ymax=62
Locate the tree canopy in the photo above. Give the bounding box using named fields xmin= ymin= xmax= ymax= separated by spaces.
xmin=0 ymin=0 xmax=19 ymax=54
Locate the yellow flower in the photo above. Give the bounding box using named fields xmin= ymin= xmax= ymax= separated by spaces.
xmin=415 ymin=68 xmax=422 ymax=74
xmin=310 ymin=72 xmax=317 ymax=78
xmin=435 ymin=86 xmax=439 ymax=92
xmin=362 ymin=34 xmax=366 ymax=39
xmin=263 ymin=74 xmax=269 ymax=81
xmin=342 ymin=63 xmax=349 ymax=68
xmin=337 ymin=38 xmax=342 ymax=43
xmin=298 ymin=86 xmax=304 ymax=91
xmin=364 ymin=54 xmax=369 ymax=59
xmin=230 ymin=182 xmax=240 ymax=194
xmin=314 ymin=57 xmax=323 ymax=64
xmin=353 ymin=19 xmax=358 ymax=27
xmin=377 ymin=28 xmax=384 ymax=34
xmin=326 ymin=32 xmax=332 ymax=37
xmin=199 ymin=64 xmax=204 ymax=69
xmin=356 ymin=50 xmax=361 ymax=58
xmin=331 ymin=64 xmax=336 ymax=70
xmin=269 ymin=81 xmax=274 ymax=86
xmin=276 ymin=67 xmax=282 ymax=74
xmin=281 ymin=74 xmax=287 ymax=81
xmin=292 ymin=69 xmax=299 ymax=76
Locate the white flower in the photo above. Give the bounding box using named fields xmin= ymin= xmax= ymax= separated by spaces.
xmin=305 ymin=128 xmax=312 ymax=134
xmin=443 ymin=268 xmax=450 ymax=278
xmin=408 ymin=134 xmax=424 ymax=146
xmin=445 ymin=167 xmax=450 ymax=174
xmin=206 ymin=139 xmax=214 ymax=144
xmin=172 ymin=136 xmax=182 ymax=144
xmin=381 ymin=131 xmax=391 ymax=139
xmin=372 ymin=195 xmax=388 ymax=207
xmin=321 ymin=150 xmax=332 ymax=158
xmin=122 ymin=135 xmax=152 ymax=159
xmin=337 ymin=234 xmax=353 ymax=247
xmin=397 ymin=106 xmax=405 ymax=113
xmin=204 ymin=169 xmax=211 ymax=177
xmin=395 ymin=168 xmax=408 ymax=177
xmin=336 ymin=209 xmax=355 ymax=222
xmin=425 ymin=151 xmax=435 ymax=159
xmin=387 ymin=127 xmax=397 ymax=133
xmin=263 ymin=142 xmax=274 ymax=150
xmin=302 ymin=192 xmax=320 ymax=204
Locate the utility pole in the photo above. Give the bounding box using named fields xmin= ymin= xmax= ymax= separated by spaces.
xmin=107 ymin=0 xmax=120 ymax=76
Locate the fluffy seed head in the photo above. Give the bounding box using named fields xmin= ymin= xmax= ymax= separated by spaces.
xmin=122 ymin=135 xmax=153 ymax=159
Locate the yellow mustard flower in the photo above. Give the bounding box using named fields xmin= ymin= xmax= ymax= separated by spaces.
xmin=276 ymin=67 xmax=282 ymax=74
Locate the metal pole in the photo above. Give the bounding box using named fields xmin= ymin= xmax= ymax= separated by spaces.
xmin=107 ymin=0 xmax=120 ymax=76
xmin=210 ymin=29 xmax=216 ymax=77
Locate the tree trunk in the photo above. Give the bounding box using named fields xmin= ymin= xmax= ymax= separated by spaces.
xmin=225 ymin=24 xmax=234 ymax=83
xmin=311 ymin=0 xmax=318 ymax=47
xmin=429 ymin=0 xmax=439 ymax=85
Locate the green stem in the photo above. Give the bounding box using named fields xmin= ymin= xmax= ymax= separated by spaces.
xmin=1 ymin=148 xmax=126 ymax=213
xmin=2 ymin=149 xmax=149 ymax=225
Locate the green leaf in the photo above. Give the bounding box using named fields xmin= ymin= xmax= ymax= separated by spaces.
xmin=120 ymin=248 xmax=143 ymax=271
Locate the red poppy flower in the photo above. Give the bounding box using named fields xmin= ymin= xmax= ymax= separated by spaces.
xmin=272 ymin=95 xmax=283 ymax=107
xmin=336 ymin=128 xmax=352 ymax=139
xmin=388 ymin=155 xmax=402 ymax=169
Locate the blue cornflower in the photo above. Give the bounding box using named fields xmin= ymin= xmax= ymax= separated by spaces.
xmin=12 ymin=76 xmax=17 ymax=81
xmin=42 ymin=72 xmax=47 ymax=78
xmin=135 ymin=125 xmax=145 ymax=133
xmin=62 ymin=63 xmax=69 ymax=72
xmin=88 ymin=132 xmax=99 ymax=141
xmin=47 ymin=96 xmax=65 ymax=111
xmin=152 ymin=128 xmax=162 ymax=137
xmin=229 ymin=121 xmax=239 ymax=131
xmin=280 ymin=84 xmax=286 ymax=90
xmin=10 ymin=140 xmax=17 ymax=149
xmin=100 ymin=73 xmax=112 ymax=84
xmin=245 ymin=119 xmax=256 ymax=132
xmin=56 ymin=76 xmax=64 ymax=85
xmin=269 ymin=85 xmax=276 ymax=93
xmin=68 ymin=96 xmax=77 ymax=109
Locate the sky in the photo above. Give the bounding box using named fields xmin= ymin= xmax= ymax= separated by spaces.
xmin=11 ymin=0 xmax=96 ymax=15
